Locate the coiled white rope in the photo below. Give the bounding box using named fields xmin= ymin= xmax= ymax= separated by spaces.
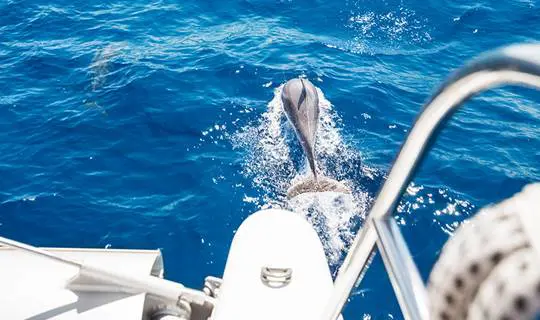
xmin=428 ymin=183 xmax=540 ymax=320
xmin=469 ymin=247 xmax=540 ymax=319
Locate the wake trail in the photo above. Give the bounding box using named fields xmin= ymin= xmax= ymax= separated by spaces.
xmin=230 ymin=83 xmax=371 ymax=266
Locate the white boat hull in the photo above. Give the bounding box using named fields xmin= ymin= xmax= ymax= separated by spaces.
xmin=211 ymin=208 xmax=335 ymax=320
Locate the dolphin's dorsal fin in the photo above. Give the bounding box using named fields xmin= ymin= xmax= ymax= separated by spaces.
xmin=297 ymin=78 xmax=307 ymax=111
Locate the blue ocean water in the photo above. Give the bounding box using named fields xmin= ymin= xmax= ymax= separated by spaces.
xmin=1 ymin=0 xmax=539 ymax=318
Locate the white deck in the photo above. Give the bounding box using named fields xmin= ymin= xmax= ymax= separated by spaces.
xmin=0 ymin=247 xmax=163 ymax=319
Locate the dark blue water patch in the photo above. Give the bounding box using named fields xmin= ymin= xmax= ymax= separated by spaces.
xmin=341 ymin=251 xmax=402 ymax=319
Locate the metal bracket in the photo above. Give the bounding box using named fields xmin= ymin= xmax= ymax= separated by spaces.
xmin=260 ymin=266 xmax=292 ymax=288
xmin=203 ymin=276 xmax=223 ymax=298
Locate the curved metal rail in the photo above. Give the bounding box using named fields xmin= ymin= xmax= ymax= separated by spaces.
xmin=323 ymin=43 xmax=540 ymax=320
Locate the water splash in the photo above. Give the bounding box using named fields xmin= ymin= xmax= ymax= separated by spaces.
xmin=289 ymin=191 xmax=368 ymax=265
xmin=229 ymin=83 xmax=372 ymax=266
xmin=231 ymin=86 xmax=295 ymax=207
xmin=345 ymin=6 xmax=432 ymax=54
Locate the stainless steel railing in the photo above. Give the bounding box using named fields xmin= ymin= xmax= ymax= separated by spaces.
xmin=323 ymin=43 xmax=540 ymax=320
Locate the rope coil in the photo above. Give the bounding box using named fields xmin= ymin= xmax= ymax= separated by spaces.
xmin=428 ymin=183 xmax=540 ymax=320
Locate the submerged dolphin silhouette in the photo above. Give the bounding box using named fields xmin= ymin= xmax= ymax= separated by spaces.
xmin=281 ymin=78 xmax=350 ymax=199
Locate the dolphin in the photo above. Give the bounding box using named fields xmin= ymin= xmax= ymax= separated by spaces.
xmin=281 ymin=78 xmax=350 ymax=199
xmin=90 ymin=42 xmax=126 ymax=91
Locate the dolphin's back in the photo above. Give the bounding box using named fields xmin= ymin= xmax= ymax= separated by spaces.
xmin=280 ymin=78 xmax=351 ymax=199
xmin=281 ymin=78 xmax=320 ymax=148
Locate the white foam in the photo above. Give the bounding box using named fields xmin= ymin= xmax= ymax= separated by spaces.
xmin=231 ymin=85 xmax=295 ymax=205
xmin=289 ymin=191 xmax=369 ymax=265
xmin=230 ymin=83 xmax=371 ymax=266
